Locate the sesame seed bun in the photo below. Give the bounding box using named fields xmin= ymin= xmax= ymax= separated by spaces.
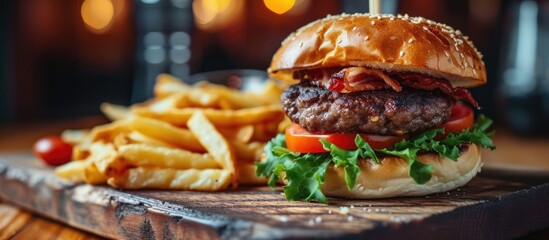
xmin=268 ymin=13 xmax=486 ymax=88
xmin=321 ymin=144 xmax=482 ymax=198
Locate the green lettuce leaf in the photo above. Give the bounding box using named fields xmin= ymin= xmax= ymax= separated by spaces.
xmin=277 ymin=154 xmax=332 ymax=203
xmin=255 ymin=134 xmax=289 ymax=187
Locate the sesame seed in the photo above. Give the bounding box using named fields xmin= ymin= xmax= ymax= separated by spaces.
xmin=390 ymin=17 xmax=395 ymax=21
xmin=464 ymin=61 xmax=469 ymax=68
xmin=364 ymin=36 xmax=369 ymax=41
xmin=408 ymin=38 xmax=414 ymax=44
xmin=473 ymin=69 xmax=477 ymax=75
xmin=338 ymin=39 xmax=343 ymax=44
xmin=404 ymin=14 xmax=409 ymax=19
xmin=352 ymin=26 xmax=357 ymax=31
xmin=371 ymin=20 xmax=376 ymax=25
xmin=411 ymin=18 xmax=423 ymax=24
xmin=390 ymin=36 xmax=396 ymax=40
xmin=299 ymin=42 xmax=303 ymax=47
xmin=399 ymin=51 xmax=405 ymax=57
xmin=423 ymin=26 xmax=429 ymax=31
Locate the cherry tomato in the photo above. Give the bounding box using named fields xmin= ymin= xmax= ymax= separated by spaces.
xmin=285 ymin=104 xmax=475 ymax=153
xmin=33 ymin=136 xmax=72 ymax=166
xmin=285 ymin=124 xmax=406 ymax=153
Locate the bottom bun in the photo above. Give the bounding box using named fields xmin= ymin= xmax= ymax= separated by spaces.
xmin=321 ymin=143 xmax=482 ymax=198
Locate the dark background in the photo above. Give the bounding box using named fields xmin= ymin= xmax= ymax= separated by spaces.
xmin=1 ymin=0 xmax=548 ymax=136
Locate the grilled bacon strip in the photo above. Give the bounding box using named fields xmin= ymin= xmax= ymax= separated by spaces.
xmin=292 ymin=67 xmax=479 ymax=108
xmin=394 ymin=73 xmax=479 ymax=109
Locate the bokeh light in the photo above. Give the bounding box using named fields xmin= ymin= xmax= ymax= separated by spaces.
xmin=263 ymin=0 xmax=295 ymax=15
xmin=81 ymin=0 xmax=115 ymax=33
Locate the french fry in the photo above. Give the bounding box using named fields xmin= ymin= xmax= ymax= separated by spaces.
xmin=217 ymin=125 xmax=254 ymax=143
xmin=154 ymin=75 xmax=219 ymax=107
xmin=113 ymin=132 xmax=130 ymax=149
xmin=88 ymin=142 xmax=126 ymax=178
xmin=194 ymin=81 xmax=273 ymax=109
xmin=89 ymin=120 xmax=130 ymax=143
xmin=134 ymin=92 xmax=189 ymax=113
xmin=188 ymin=111 xmax=238 ymax=188
xmin=133 ymin=105 xmax=284 ymax=127
xmin=72 ymin=146 xmax=90 ymax=161
xmin=129 ymin=116 xmax=205 ymax=152
xmin=62 ymin=129 xmax=92 ymax=160
xmin=232 ymin=141 xmax=265 ymax=163
xmin=55 ymin=161 xmax=88 ymax=182
xmin=108 ymin=168 xmax=232 ymax=191
xmin=61 ymin=129 xmax=89 ymax=145
xmin=238 ymin=164 xmax=268 ymax=185
xmin=84 ymin=163 xmax=108 ymax=184
xmin=127 ymin=131 xmax=177 ymax=148
xmin=251 ymin=121 xmax=280 ymax=142
xmin=100 ymin=103 xmax=131 ymax=121
xmin=154 ymin=74 xmax=190 ymax=98
xmin=184 ymin=90 xmax=220 ymax=108
xmin=118 ymin=144 xmax=220 ymax=169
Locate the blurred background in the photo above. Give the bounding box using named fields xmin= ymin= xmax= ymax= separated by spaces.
xmin=1 ymin=0 xmax=549 ymax=137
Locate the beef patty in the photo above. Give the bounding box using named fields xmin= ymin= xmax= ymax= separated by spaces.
xmin=282 ymin=83 xmax=453 ymax=135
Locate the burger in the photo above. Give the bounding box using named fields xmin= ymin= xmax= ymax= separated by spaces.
xmin=256 ymin=13 xmax=495 ymax=203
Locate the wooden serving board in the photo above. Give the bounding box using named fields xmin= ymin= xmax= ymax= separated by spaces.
xmin=1 ymin=152 xmax=549 ymax=239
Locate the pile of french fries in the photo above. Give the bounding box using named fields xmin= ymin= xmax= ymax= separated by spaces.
xmin=55 ymin=74 xmax=289 ymax=191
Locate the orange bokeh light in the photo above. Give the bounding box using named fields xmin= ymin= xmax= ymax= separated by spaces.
xmin=263 ymin=0 xmax=295 ymax=15
xmin=81 ymin=0 xmax=114 ymax=33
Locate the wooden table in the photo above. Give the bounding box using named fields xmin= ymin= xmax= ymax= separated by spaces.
xmin=1 ymin=117 xmax=549 ymax=239
xmin=0 ymin=200 xmax=103 ymax=239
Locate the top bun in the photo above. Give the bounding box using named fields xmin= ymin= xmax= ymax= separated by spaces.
xmin=268 ymin=13 xmax=486 ymax=88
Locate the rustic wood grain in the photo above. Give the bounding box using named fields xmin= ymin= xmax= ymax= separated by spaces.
xmin=1 ymin=153 xmax=549 ymax=239
xmin=0 ymin=201 xmax=104 ymax=240
xmin=0 ymin=203 xmax=32 ymax=239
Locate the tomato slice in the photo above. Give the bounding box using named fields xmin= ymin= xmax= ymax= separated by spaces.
xmin=285 ymin=104 xmax=475 ymax=153
xmin=439 ymin=104 xmax=474 ymax=136
xmin=286 ymin=124 xmax=406 ymax=153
